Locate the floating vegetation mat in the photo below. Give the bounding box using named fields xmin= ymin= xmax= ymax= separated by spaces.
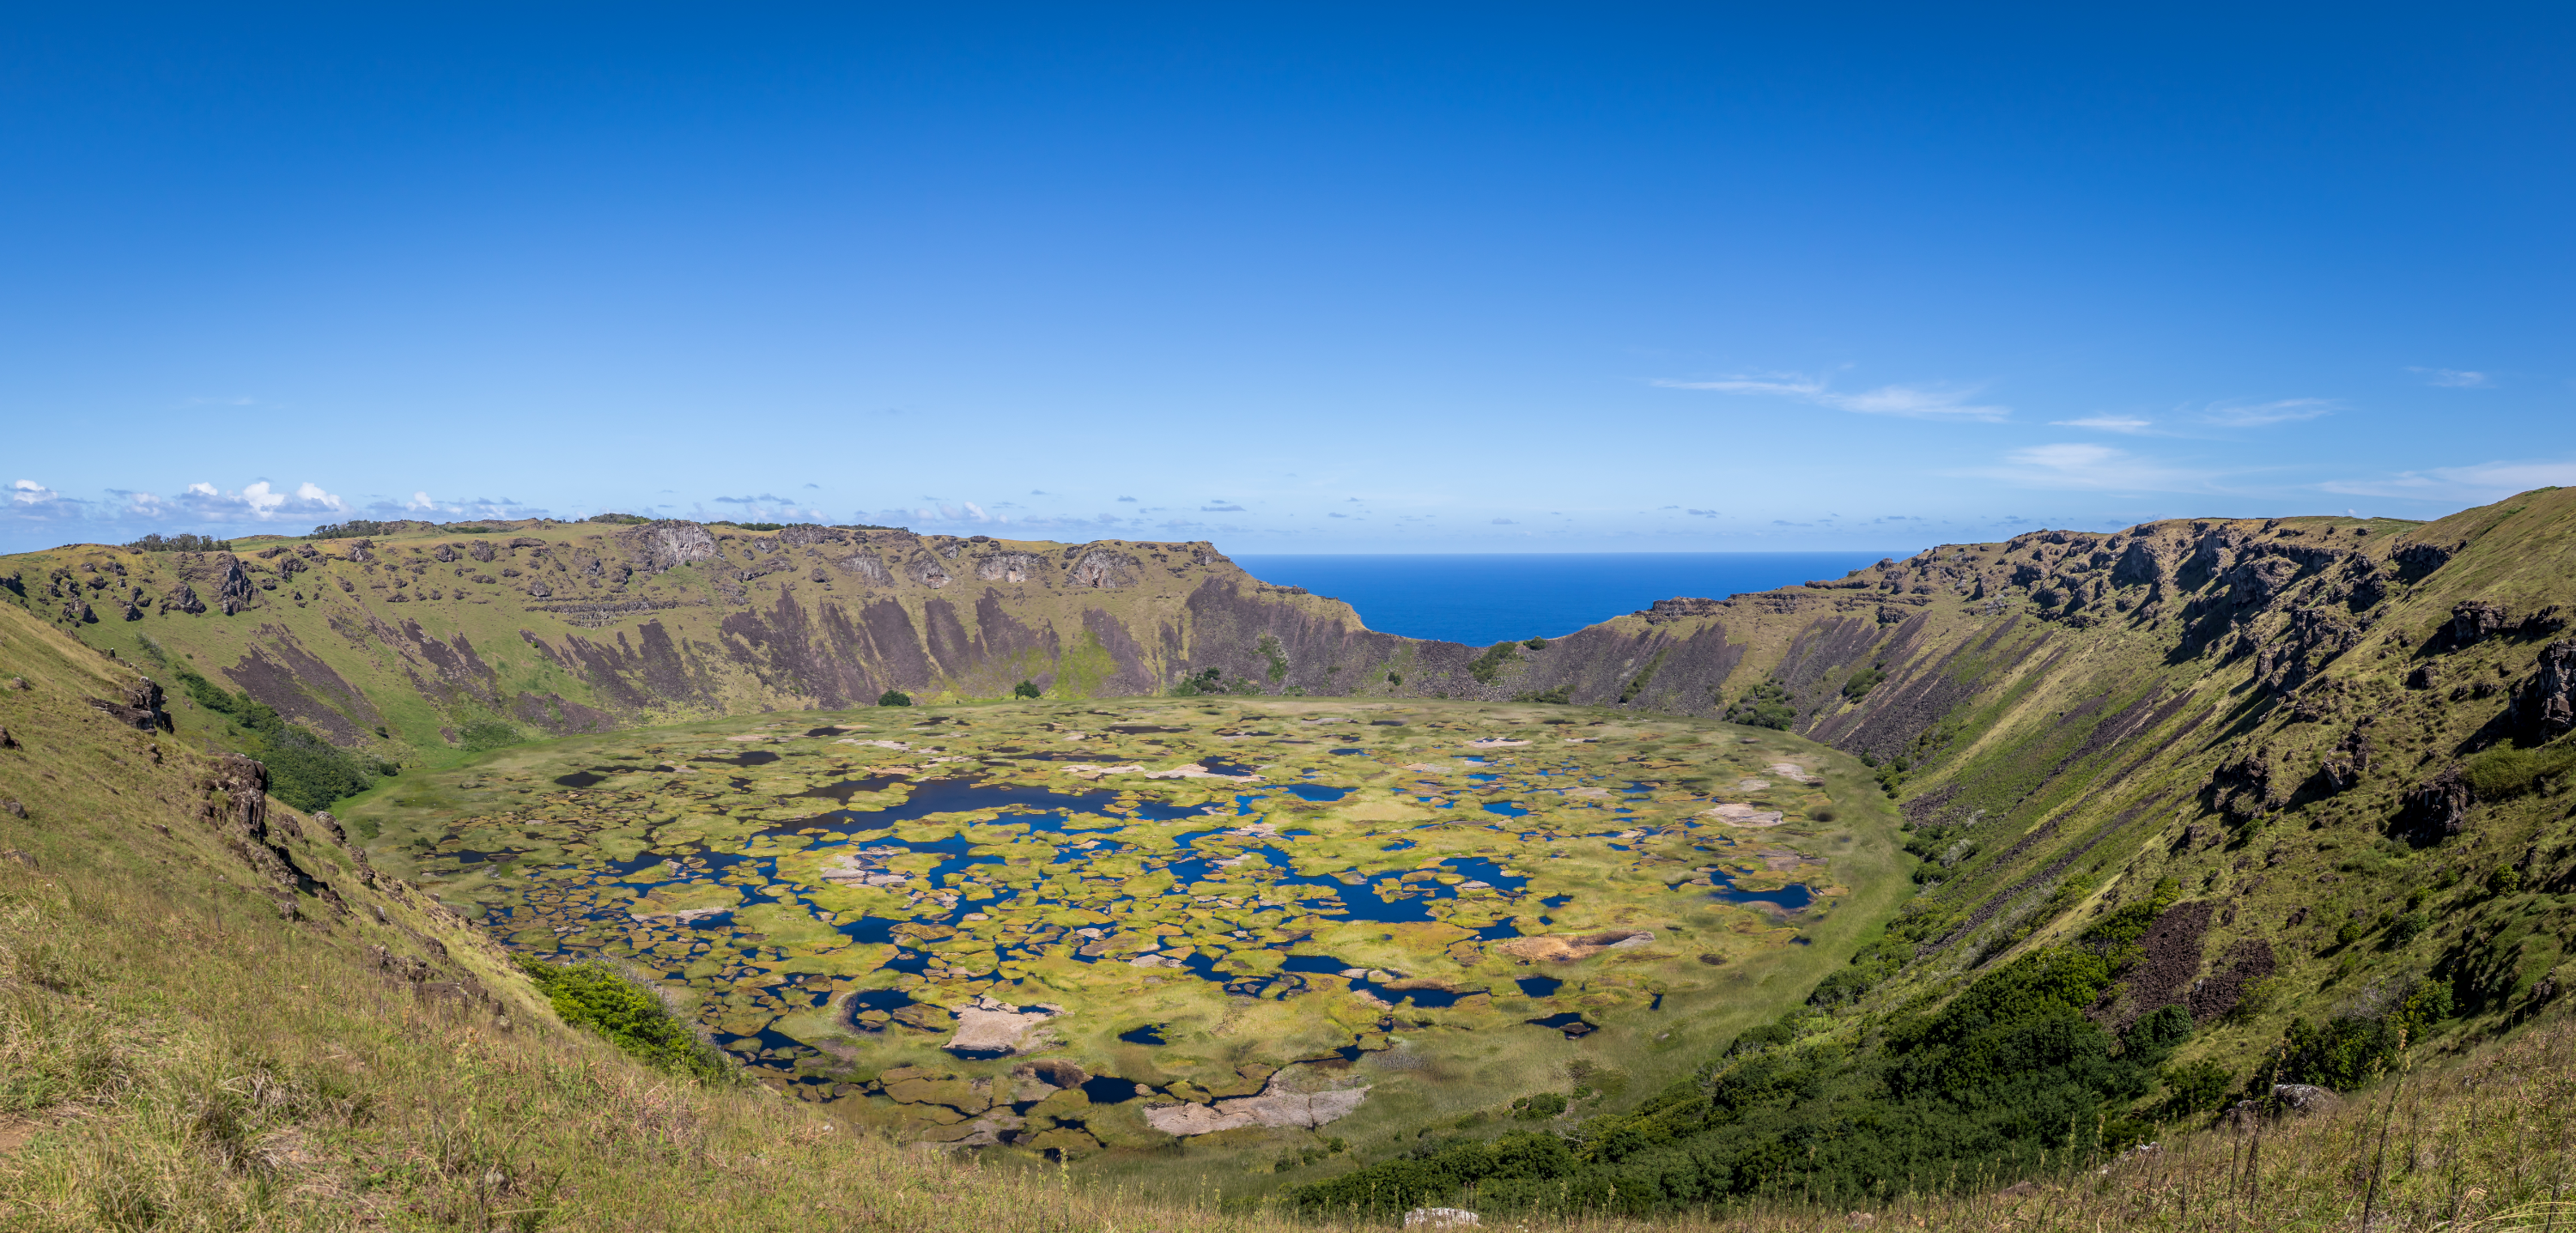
xmin=349 ymin=700 xmax=1882 ymax=1163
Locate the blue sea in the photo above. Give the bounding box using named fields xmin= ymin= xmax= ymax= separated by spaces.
xmin=1230 ymin=552 xmax=1896 ymax=646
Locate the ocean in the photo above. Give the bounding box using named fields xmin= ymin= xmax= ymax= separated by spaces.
xmin=1229 ymin=552 xmax=1897 ymax=646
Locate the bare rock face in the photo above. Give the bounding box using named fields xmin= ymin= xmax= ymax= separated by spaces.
xmin=87 ymin=678 xmax=172 ymax=732
xmin=2392 ymin=539 xmax=2456 ymax=581
xmin=837 ymin=551 xmax=895 ymax=586
xmin=1066 ymin=550 xmax=1139 ymax=589
xmin=776 ymin=524 xmax=850 ymax=548
xmin=211 ymin=555 xmax=258 ymax=615
xmin=1637 ymin=597 xmax=1724 ymax=623
xmin=2524 ymin=639 xmax=2576 ymax=732
xmin=2451 ymin=600 xmax=2513 ymax=646
xmin=160 ymin=582 xmax=206 ymax=615
xmin=909 ymin=552 xmax=954 ymax=588
xmin=974 ymin=552 xmax=1048 ymax=584
xmin=2401 ymin=764 xmax=2473 ymax=841
xmin=2110 ymin=538 xmax=2168 ymax=588
xmin=617 ymin=520 xmax=720 ymax=575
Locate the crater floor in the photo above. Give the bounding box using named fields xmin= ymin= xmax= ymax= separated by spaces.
xmin=344 ymin=698 xmax=1905 ymax=1172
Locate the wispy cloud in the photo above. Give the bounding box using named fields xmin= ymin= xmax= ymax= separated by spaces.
xmin=1655 ymin=371 xmax=2008 ymax=422
xmin=2319 ymin=457 xmax=2576 ymax=502
xmin=2199 ymin=398 xmax=2336 ymax=427
xmin=10 ymin=479 xmax=64 ymax=507
xmin=1961 ymin=444 xmax=2214 ymax=492
xmin=2050 ymin=415 xmax=2155 ymax=434
xmin=1201 ymin=504 xmax=1246 ymax=513
xmin=2407 ymin=367 xmax=2492 ymax=388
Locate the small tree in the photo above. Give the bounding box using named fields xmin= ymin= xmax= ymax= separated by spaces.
xmin=1012 ymin=679 xmax=1042 ymax=699
xmin=878 ymin=689 xmax=912 ymax=707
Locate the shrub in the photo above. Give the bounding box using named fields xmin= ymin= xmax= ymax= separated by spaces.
xmin=1467 ymin=641 xmax=1522 ymax=684
xmin=514 ymin=957 xmax=726 ymax=1079
xmin=1523 ymin=637 xmax=1549 ymax=650
xmin=456 ymin=720 xmax=521 ymax=752
xmin=1012 ymin=680 xmax=1042 ymax=699
xmin=2154 ymin=1059 xmax=2234 ymax=1120
xmin=1510 ymin=1092 xmax=1566 ymax=1120
xmin=584 ymin=513 xmax=651 ymax=525
xmin=1725 ymin=680 xmax=1796 ymax=730
xmin=1842 ymin=664 xmax=1886 ymax=701
xmin=1513 ymin=684 xmax=1573 ymax=704
xmin=173 ymin=666 xmax=383 ymax=811
xmin=124 ymin=532 xmax=233 ymax=553
xmin=304 ymin=519 xmax=403 ymax=540
xmin=877 ymin=689 xmax=912 ymax=707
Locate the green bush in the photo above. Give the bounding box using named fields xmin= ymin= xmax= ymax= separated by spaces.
xmin=303 ymin=520 xmax=402 ymax=540
xmin=124 ymin=532 xmax=234 ymax=553
xmin=584 ymin=513 xmax=651 ymax=525
xmin=456 ymin=720 xmax=522 ymax=752
xmin=514 ymin=957 xmax=726 ymax=1079
xmin=173 ymin=666 xmax=384 ymax=811
xmin=1510 ymin=1092 xmax=1567 ymax=1120
xmin=1467 ymin=641 xmax=1522 ymax=684
xmin=877 ymin=689 xmax=913 ymax=707
xmin=1523 ymin=637 xmax=1549 ymax=650
xmin=1725 ymin=680 xmax=1796 ymax=730
xmin=2154 ymin=1059 xmax=2233 ymax=1121
xmin=1012 ymin=679 xmax=1043 ymax=699
xmin=1842 ymin=665 xmax=1886 ymax=701
xmin=1513 ymin=684 xmax=1573 ymax=704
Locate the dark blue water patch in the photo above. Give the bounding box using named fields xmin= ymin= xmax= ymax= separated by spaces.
xmin=1282 ymin=784 xmax=1349 ymax=802
xmin=1484 ymin=801 xmax=1532 ymax=817
xmin=805 ymin=726 xmax=854 ymax=737
xmin=880 ymin=950 xmax=933 ymax=975
xmin=947 ymin=1045 xmax=1015 ymax=1061
xmin=553 ymin=771 xmax=609 ymax=787
xmin=1792 ymin=935 xmax=1814 ymax=945
xmin=1516 ymin=976 xmax=1563 ymax=998
xmin=1080 ymin=1076 xmax=1153 ymax=1104
xmin=1468 ymin=774 xmax=1503 ymax=784
xmin=1383 ymin=984 xmax=1462 ymax=1007
xmin=1200 ymin=756 xmax=1259 ymax=778
xmin=788 ymin=773 xmax=914 ymax=805
xmin=845 ymin=987 xmax=916 ymax=1019
xmin=1526 ymin=1012 xmax=1596 ymax=1037
xmin=1474 ymin=920 xmax=1523 ymax=941
xmin=1607 ymin=843 xmax=1631 ymax=851
xmin=1380 ymin=839 xmax=1417 ymax=852
xmin=1279 ymin=954 xmax=1352 ymax=975
xmin=1709 ymin=879 xmax=1815 ymax=912
xmin=1542 ymin=895 xmax=1573 ymax=908
xmin=839 ymin=915 xmax=902 ymax=944
xmin=1118 ymin=1023 xmax=1166 ymax=1046
xmin=1329 ymin=748 xmax=1368 ymax=756
xmin=1650 ymin=993 xmax=1665 ymax=1010
xmin=706 ymin=750 xmax=783 ymax=767
xmin=1106 ymin=725 xmax=1189 ymax=734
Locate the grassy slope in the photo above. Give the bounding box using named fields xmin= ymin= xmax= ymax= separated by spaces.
xmin=3 ymin=530 xmax=2573 ymax=1227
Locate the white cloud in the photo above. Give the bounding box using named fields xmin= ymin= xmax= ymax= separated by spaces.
xmin=406 ymin=491 xmax=436 ymax=510
xmin=2200 ymin=398 xmax=2336 ymax=427
xmin=10 ymin=480 xmax=61 ymax=506
xmin=174 ymin=479 xmax=346 ymax=520
xmin=1960 ymin=444 xmax=2214 ymax=492
xmin=2320 ymin=457 xmax=2576 ymax=502
xmin=1656 ymin=372 xmax=2008 ymax=422
xmin=2407 ymin=367 xmax=2492 ymax=388
xmin=2050 ymin=416 xmax=2154 ymax=434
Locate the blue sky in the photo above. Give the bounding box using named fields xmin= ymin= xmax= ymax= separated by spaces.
xmin=3 ymin=4 xmax=2570 ymax=554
